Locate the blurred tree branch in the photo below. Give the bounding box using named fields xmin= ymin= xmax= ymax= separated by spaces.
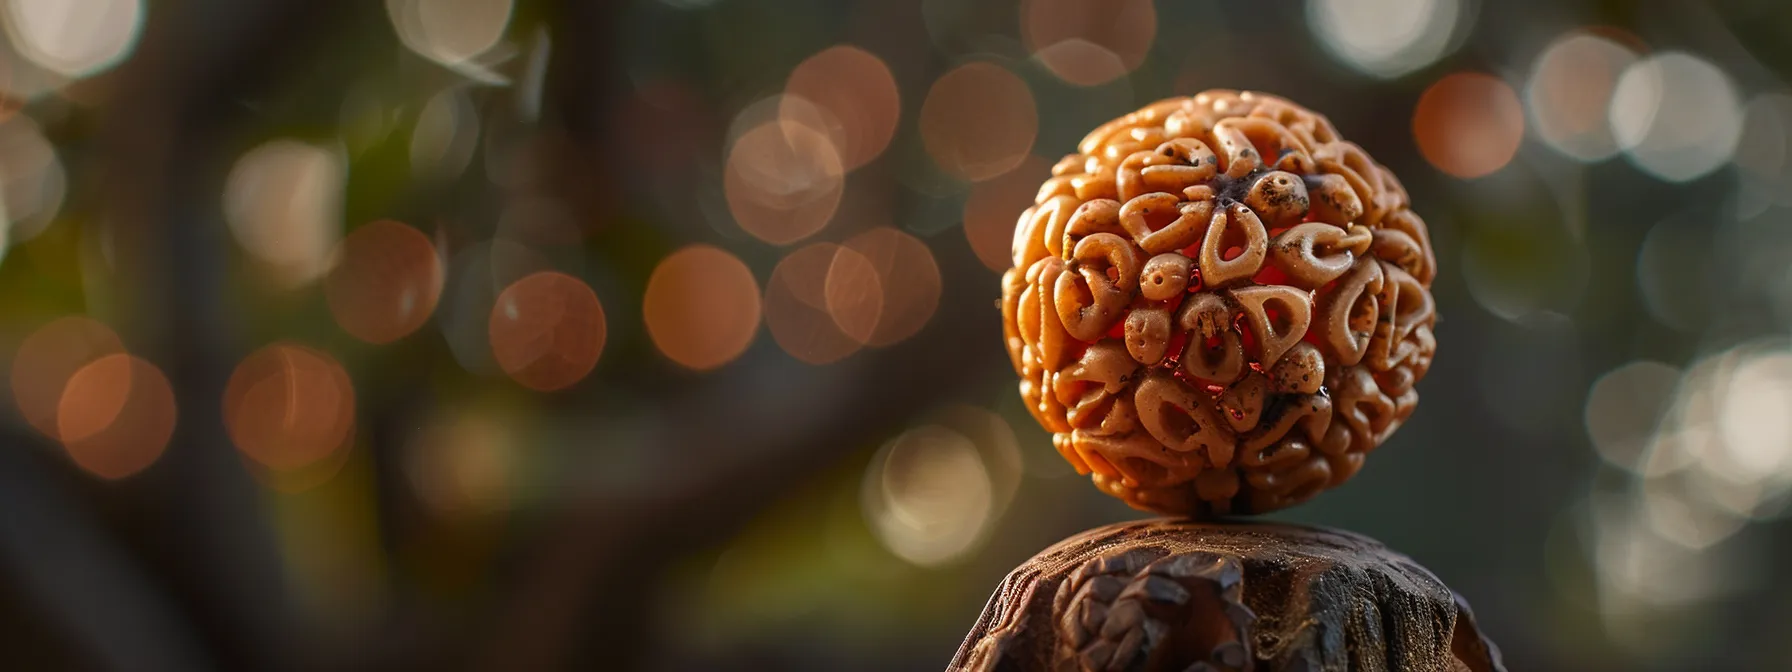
xmin=16 ymin=1 xmax=1006 ymax=671
xmin=91 ymin=1 xmax=358 ymax=669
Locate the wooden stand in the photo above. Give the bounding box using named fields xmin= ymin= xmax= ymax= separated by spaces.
xmin=948 ymin=520 xmax=1504 ymax=672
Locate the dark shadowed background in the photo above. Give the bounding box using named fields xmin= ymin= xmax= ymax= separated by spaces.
xmin=1 ymin=0 xmax=1791 ymax=670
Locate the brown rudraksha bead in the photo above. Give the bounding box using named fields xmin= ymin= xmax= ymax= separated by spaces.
xmin=1001 ymin=91 xmax=1437 ymax=516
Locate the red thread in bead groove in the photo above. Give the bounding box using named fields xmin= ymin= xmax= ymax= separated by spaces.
xmin=1162 ymin=331 xmax=1187 ymax=367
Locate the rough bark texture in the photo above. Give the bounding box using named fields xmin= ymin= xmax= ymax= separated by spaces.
xmin=949 ymin=520 xmax=1504 ymax=672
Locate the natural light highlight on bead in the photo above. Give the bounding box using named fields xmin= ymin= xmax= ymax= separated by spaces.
xmin=1002 ymin=91 xmax=1438 ymax=516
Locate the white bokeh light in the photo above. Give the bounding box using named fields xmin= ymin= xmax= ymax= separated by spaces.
xmin=0 ymin=115 xmax=65 ymax=245
xmin=1716 ymin=350 xmax=1792 ymax=479
xmin=1584 ymin=360 xmax=1680 ymax=473
xmin=1594 ymin=507 xmax=1726 ymax=611
xmin=862 ymin=425 xmax=996 ymax=567
xmin=223 ymin=140 xmax=346 ymax=286
xmin=1306 ymin=0 xmax=1463 ymax=79
xmin=1527 ymin=31 xmax=1639 ymax=162
xmin=386 ymin=0 xmax=514 ymax=67
xmin=2 ymin=0 xmax=143 ymax=78
xmin=1641 ymin=470 xmax=1747 ymax=550
xmin=410 ymin=86 xmax=480 ymax=182
xmin=1610 ymin=52 xmax=1742 ymax=182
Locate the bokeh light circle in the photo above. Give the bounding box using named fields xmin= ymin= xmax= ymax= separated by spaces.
xmin=2 ymin=0 xmax=144 ymax=79
xmin=643 ymin=244 xmax=762 ymax=371
xmin=325 ymin=220 xmax=445 ymax=344
xmin=1527 ymin=31 xmax=1640 ymax=162
xmin=406 ymin=407 xmax=515 ymax=515
xmin=411 ymin=86 xmax=480 ymax=182
xmin=964 ymin=157 xmax=1051 ymax=271
xmin=1610 ymin=51 xmax=1742 ymax=182
xmin=0 ymin=115 xmax=66 ymax=244
xmin=920 ymin=62 xmax=1038 ymax=181
xmin=823 ymin=242 xmax=883 ymax=345
xmin=1716 ymin=350 xmax=1792 ymax=478
xmin=437 ymin=240 xmax=556 ymax=376
xmin=846 ymin=227 xmax=941 ymax=347
xmin=1307 ymin=0 xmax=1464 ymax=79
xmin=489 ymin=271 xmax=606 ymax=391
xmin=1413 ymin=72 xmax=1525 ymax=178
xmin=931 ymin=405 xmax=1024 ymax=516
xmin=724 ymin=120 xmax=845 ymax=245
xmin=783 ymin=45 xmax=900 ymax=170
xmin=223 ymin=139 xmax=346 ymax=286
xmin=10 ymin=316 xmax=123 ymax=439
xmin=385 ymin=0 xmax=515 ymax=66
xmin=56 ymin=353 xmax=174 ymax=480
xmin=861 ymin=424 xmax=995 ymax=567
xmin=1584 ymin=360 xmax=1681 ymax=473
xmin=224 ymin=343 xmax=356 ymax=471
xmin=764 ymin=242 xmax=866 ymax=365
xmin=1021 ymin=0 xmax=1156 ymax=87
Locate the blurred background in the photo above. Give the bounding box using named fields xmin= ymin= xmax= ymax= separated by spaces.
xmin=0 ymin=0 xmax=1790 ymax=670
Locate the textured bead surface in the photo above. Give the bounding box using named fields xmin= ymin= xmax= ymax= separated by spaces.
xmin=1001 ymin=90 xmax=1437 ymax=516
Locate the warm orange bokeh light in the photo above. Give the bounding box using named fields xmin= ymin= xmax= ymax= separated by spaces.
xmin=224 ymin=343 xmax=356 ymax=471
xmin=847 ymin=227 xmax=942 ymax=347
xmin=724 ymin=120 xmax=845 ymax=245
xmin=643 ymin=244 xmax=763 ymax=371
xmin=57 ymin=354 xmax=176 ymax=480
xmin=964 ymin=156 xmax=1052 ymax=271
xmin=10 ymin=316 xmax=124 ymax=440
xmin=1021 ymin=0 xmax=1157 ymax=86
xmin=1414 ymin=72 xmax=1526 ymax=179
xmin=765 ymin=243 xmax=866 ymax=365
xmin=920 ymin=62 xmax=1038 ymax=182
xmin=784 ymin=45 xmax=900 ymax=170
xmin=489 ymin=271 xmax=606 ymax=391
xmin=325 ymin=219 xmax=445 ymax=344
xmin=824 ymin=242 xmax=883 ymax=344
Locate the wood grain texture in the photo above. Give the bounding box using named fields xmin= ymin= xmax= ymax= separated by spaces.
xmin=949 ymin=520 xmax=1504 ymax=672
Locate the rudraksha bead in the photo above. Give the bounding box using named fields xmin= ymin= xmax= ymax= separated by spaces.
xmin=1002 ymin=91 xmax=1437 ymax=516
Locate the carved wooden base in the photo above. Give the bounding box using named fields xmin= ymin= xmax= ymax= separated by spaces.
xmin=949 ymin=520 xmax=1504 ymax=672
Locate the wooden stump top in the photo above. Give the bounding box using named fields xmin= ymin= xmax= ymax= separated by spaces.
xmin=949 ymin=519 xmax=1504 ymax=672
